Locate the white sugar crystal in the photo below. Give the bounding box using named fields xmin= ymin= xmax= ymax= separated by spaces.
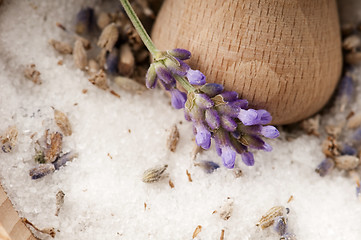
xmin=1 ymin=0 xmax=361 ymax=240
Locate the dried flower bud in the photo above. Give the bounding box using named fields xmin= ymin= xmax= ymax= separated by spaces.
xmin=73 ymin=39 xmax=87 ymax=70
xmin=200 ymin=83 xmax=224 ymax=97
xmin=45 ymin=132 xmax=63 ymax=163
xmin=97 ymin=23 xmax=119 ymax=51
xmin=334 ymin=155 xmax=360 ymax=170
xmin=53 ymin=109 xmax=72 ymax=136
xmin=55 ymin=190 xmax=65 ymax=216
xmin=164 ymin=57 xmax=189 ymax=76
xmin=142 ymin=164 xmax=168 ymax=183
xmin=88 ymin=59 xmax=99 ymax=74
xmin=29 ymin=164 xmax=55 ymax=180
xmin=114 ymin=76 xmax=145 ymax=94
xmin=75 ymin=7 xmax=94 ymax=34
xmin=315 ymin=158 xmax=335 ymax=177
xmin=97 ymin=12 xmax=111 ymax=29
xmin=167 ymin=125 xmax=180 ymax=152
xmin=347 ymin=113 xmax=361 ymax=129
xmin=24 ymin=64 xmax=41 ymax=84
xmin=186 ymin=69 xmax=206 ymax=85
xmin=106 ymin=48 xmax=119 ymax=74
xmin=1 ymin=126 xmax=18 ymax=153
xmin=53 ymin=151 xmax=78 ymax=170
xmin=167 ymin=48 xmax=191 ymax=60
xmin=256 ymin=206 xmax=288 ymax=230
xmin=273 ymin=216 xmax=288 ymax=236
xmin=205 ymin=109 xmax=220 ymax=130
xmin=343 ymin=35 xmax=361 ymax=50
xmin=280 ymin=233 xmax=297 ymax=240
xmin=118 ymin=43 xmax=135 ymax=76
xmin=49 ymin=39 xmax=73 ymax=54
xmin=218 ymin=197 xmax=234 ymax=220
xmin=195 ymin=94 xmax=214 ymax=109
xmin=195 ymin=160 xmax=220 ymax=173
xmin=88 ymin=69 xmax=109 ymax=90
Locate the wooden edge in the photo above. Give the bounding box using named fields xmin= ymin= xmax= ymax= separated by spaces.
xmin=0 ymin=183 xmax=37 ymax=240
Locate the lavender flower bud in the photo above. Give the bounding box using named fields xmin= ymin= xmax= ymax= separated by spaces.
xmin=315 ymin=158 xmax=334 ymax=177
xmin=164 ymin=57 xmax=189 ymax=76
xmin=230 ymin=137 xmax=247 ymax=154
xmin=168 ymin=48 xmax=191 ymax=60
xmin=216 ymin=103 xmax=240 ymax=118
xmin=75 ymin=7 xmax=94 ymax=34
xmin=220 ymin=115 xmax=237 ymax=132
xmin=241 ymin=152 xmax=254 ymax=166
xmin=186 ymin=69 xmax=206 ymax=85
xmin=240 ymin=134 xmax=271 ymax=151
xmin=220 ymin=91 xmax=238 ymax=102
xmin=221 ymin=146 xmax=236 ymax=169
xmin=146 ymin=64 xmax=157 ymax=89
xmin=261 ymin=126 xmax=280 ymax=139
xmin=170 ymin=89 xmax=187 ymax=109
xmin=195 ymin=94 xmax=214 ymax=109
xmin=238 ymin=109 xmax=272 ymax=126
xmin=273 ymin=216 xmax=287 ymax=236
xmin=195 ymin=124 xmax=211 ymax=150
xmin=29 ymin=164 xmax=55 ymax=180
xmin=205 ymin=109 xmax=220 ymax=129
xmin=337 ymin=75 xmax=354 ymax=111
xmin=340 ymin=144 xmax=357 ymax=155
xmin=155 ymin=63 xmax=175 ymax=84
xmin=200 ymin=83 xmax=224 ymax=97
xmin=105 ymin=48 xmax=119 ymax=74
xmin=196 ymin=160 xmax=220 ymax=173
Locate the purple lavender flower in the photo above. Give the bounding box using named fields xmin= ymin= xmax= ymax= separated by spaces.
xmin=144 ymin=47 xmax=279 ymax=169
xmin=170 ymin=88 xmax=187 ymax=109
xmin=315 ymin=158 xmax=334 ymax=177
xmin=186 ymin=69 xmax=206 ymax=85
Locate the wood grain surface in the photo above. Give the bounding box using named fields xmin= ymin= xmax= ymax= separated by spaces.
xmin=151 ymin=0 xmax=342 ymax=124
xmin=0 ymin=184 xmax=36 ymax=240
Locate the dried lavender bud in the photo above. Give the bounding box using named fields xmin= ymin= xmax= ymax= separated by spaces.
xmin=75 ymin=7 xmax=94 ymax=34
xmin=170 ymin=88 xmax=187 ymax=109
xmin=1 ymin=126 xmax=18 ymax=153
xmin=164 ymin=57 xmax=189 ymax=76
xmin=114 ymin=76 xmax=146 ymax=94
xmin=347 ymin=113 xmax=361 ymax=129
xmin=273 ymin=216 xmax=287 ymax=236
xmin=88 ymin=69 xmax=109 ymax=90
xmin=195 ymin=93 xmax=214 ymax=109
xmin=220 ymin=115 xmax=237 ymax=132
xmin=218 ymin=197 xmax=234 ymax=220
xmin=49 ymin=39 xmax=73 ymax=54
xmin=356 ymin=185 xmax=361 ymax=201
xmin=300 ymin=114 xmax=320 ymax=136
xmin=315 ymin=158 xmax=335 ymax=177
xmin=97 ymin=12 xmax=111 ymax=29
xmin=336 ymin=75 xmax=354 ymax=112
xmin=195 ymin=160 xmax=220 ymax=173
xmin=238 ymin=109 xmax=272 ymax=126
xmin=142 ymin=164 xmax=168 ymax=183
xmin=167 ymin=125 xmax=179 ymax=152
xmin=53 ymin=108 xmax=72 ymax=136
xmin=340 ymin=144 xmax=357 ymax=156
xmin=334 ymin=155 xmax=360 ymax=170
xmin=53 ymin=151 xmax=78 ymax=170
xmin=256 ymin=206 xmax=288 ymax=230
xmin=73 ymin=39 xmax=87 ymax=70
xmin=343 ymin=35 xmax=361 ymax=50
xmin=154 ymin=63 xmax=175 ymax=85
xmin=24 ymin=64 xmax=41 ymax=84
xmin=280 ymin=233 xmax=297 ymax=240
xmin=118 ymin=43 xmax=135 ymax=76
xmin=205 ymin=109 xmax=220 ymax=130
xmin=29 ymin=164 xmax=55 ymax=179
xmin=88 ymin=59 xmax=100 ymax=74
xmin=44 ymin=132 xmax=63 ymax=163
xmin=97 ymin=23 xmax=119 ymax=51
xmin=106 ymin=48 xmax=119 ymax=74
xmin=55 ymin=190 xmax=65 ymax=216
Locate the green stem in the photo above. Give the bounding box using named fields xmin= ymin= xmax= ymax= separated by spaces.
xmin=119 ymin=0 xmax=157 ymax=56
xmin=174 ymin=75 xmax=196 ymax=92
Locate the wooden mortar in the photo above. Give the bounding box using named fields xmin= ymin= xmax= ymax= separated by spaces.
xmin=151 ymin=0 xmax=342 ymax=125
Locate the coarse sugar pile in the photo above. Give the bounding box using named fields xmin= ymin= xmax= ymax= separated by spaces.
xmin=1 ymin=0 xmax=361 ymax=239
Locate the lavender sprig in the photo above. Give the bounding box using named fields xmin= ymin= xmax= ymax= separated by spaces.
xmin=119 ymin=0 xmax=279 ymax=168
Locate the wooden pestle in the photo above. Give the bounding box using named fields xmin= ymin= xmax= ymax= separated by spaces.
xmin=151 ymin=0 xmax=342 ymax=125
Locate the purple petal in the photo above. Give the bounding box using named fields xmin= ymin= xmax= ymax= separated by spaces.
xmin=186 ymin=69 xmax=206 ymax=85
xmin=221 ymin=146 xmax=236 ymax=168
xmin=230 ymin=99 xmax=248 ymax=109
xmin=216 ymin=103 xmax=240 ymax=118
xmin=146 ymin=64 xmax=157 ymax=89
xmin=241 ymin=134 xmax=268 ymax=150
xmin=263 ymin=143 xmax=272 ymax=152
xmin=205 ymin=109 xmax=220 ymax=129
xmin=155 ymin=63 xmax=175 ymax=84
xmin=200 ymin=83 xmax=224 ymax=97
xmin=220 ymin=91 xmax=238 ymax=102
xmin=257 ymin=109 xmax=272 ymax=125
xmin=197 ymin=160 xmax=220 ymax=173
xmin=214 ymin=134 xmax=222 ymax=156
xmin=261 ymin=126 xmax=279 ymax=139
xmin=164 ymin=57 xmax=189 ymax=76
xmin=195 ymin=94 xmax=214 ymax=109
xmin=220 ymin=115 xmax=237 ymax=132
xmin=168 ymin=48 xmax=191 ymax=60
xmin=170 ymin=89 xmax=187 ymax=109
xmin=241 ymin=152 xmax=254 ymax=166
xmin=195 ymin=124 xmax=211 ymax=149
xmin=238 ymin=109 xmax=259 ymax=125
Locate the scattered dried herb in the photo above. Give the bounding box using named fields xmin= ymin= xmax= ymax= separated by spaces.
xmin=142 ymin=164 xmax=168 ymax=183
xmin=55 ymin=190 xmax=65 ymax=216
xmin=1 ymin=126 xmax=18 ymax=153
xmin=53 ymin=108 xmax=72 ymax=136
xmin=167 ymin=124 xmax=179 ymax=152
xmin=24 ymin=64 xmax=41 ymax=84
xmin=192 ymin=225 xmax=202 ymax=239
